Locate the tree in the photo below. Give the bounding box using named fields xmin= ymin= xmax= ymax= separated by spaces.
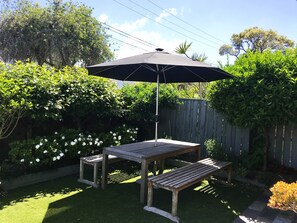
xmin=175 ymin=41 xmax=208 ymax=62
xmin=0 ymin=0 xmax=113 ymax=68
xmin=175 ymin=41 xmax=208 ymax=99
xmin=219 ymin=27 xmax=295 ymax=58
xmin=208 ymin=49 xmax=297 ymax=170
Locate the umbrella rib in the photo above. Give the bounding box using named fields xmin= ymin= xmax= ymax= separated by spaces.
xmin=123 ymin=65 xmax=143 ymax=81
xmin=89 ymin=65 xmax=120 ymax=76
xmin=182 ymin=66 xmax=209 ymax=82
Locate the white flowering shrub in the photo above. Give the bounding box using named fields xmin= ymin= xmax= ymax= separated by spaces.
xmin=9 ymin=125 xmax=138 ymax=171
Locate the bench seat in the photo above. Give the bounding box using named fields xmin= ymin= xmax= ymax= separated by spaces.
xmin=144 ymin=158 xmax=232 ymax=223
xmin=78 ymin=154 xmax=122 ymax=188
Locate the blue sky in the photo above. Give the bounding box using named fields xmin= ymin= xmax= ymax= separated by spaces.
xmin=33 ymin=0 xmax=297 ymax=65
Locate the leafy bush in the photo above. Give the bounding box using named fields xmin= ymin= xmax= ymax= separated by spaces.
xmin=204 ymin=139 xmax=228 ymax=160
xmin=208 ymin=49 xmax=297 ymax=170
xmin=268 ymin=181 xmax=297 ymax=213
xmin=121 ymin=83 xmax=179 ymax=139
xmin=9 ymin=125 xmax=138 ymax=171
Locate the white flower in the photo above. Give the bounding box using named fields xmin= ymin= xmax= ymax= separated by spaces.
xmin=61 ymin=136 xmax=65 ymax=140
xmin=109 ymin=131 xmax=113 ymax=134
xmin=30 ymin=161 xmax=33 ymax=164
xmin=36 ymin=158 xmax=40 ymax=162
xmin=113 ymin=133 xmax=116 ymax=136
xmin=113 ymin=137 xmax=116 ymax=140
xmin=55 ymin=132 xmax=58 ymax=135
xmin=54 ymin=139 xmax=57 ymax=142
xmin=122 ymin=124 xmax=126 ymax=127
xmin=126 ymin=130 xmax=130 ymax=133
xmin=40 ymin=142 xmax=43 ymax=146
xmin=53 ymin=149 xmax=57 ymax=152
xmin=43 ymin=150 xmax=48 ymax=154
xmin=89 ymin=142 xmax=93 ymax=145
xmin=135 ymin=128 xmax=138 ymax=130
xmin=65 ymin=142 xmax=68 ymax=146
xmin=118 ymin=135 xmax=122 ymax=140
xmin=60 ymin=152 xmax=64 ymax=157
xmin=35 ymin=144 xmax=40 ymax=149
xmin=53 ymin=157 xmax=56 ymax=161
xmin=78 ymin=151 xmax=81 ymax=154
xmin=70 ymin=141 xmax=76 ymax=146
xmin=78 ymin=137 xmax=82 ymax=141
xmin=57 ymin=156 xmax=61 ymax=160
xmin=82 ymin=142 xmax=86 ymax=146
xmin=99 ymin=141 xmax=103 ymax=144
xmin=74 ymin=139 xmax=77 ymax=142
xmin=65 ymin=149 xmax=68 ymax=152
xmin=88 ymin=135 xmax=91 ymax=138
xmin=20 ymin=159 xmax=25 ymax=162
xmin=44 ymin=139 xmax=48 ymax=142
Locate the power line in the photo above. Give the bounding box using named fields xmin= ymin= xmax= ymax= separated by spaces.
xmin=111 ymin=0 xmax=219 ymax=50
xmin=103 ymin=23 xmax=158 ymax=49
xmin=146 ymin=0 xmax=227 ymax=45
xmin=110 ymin=36 xmax=150 ymax=52
xmin=128 ymin=0 xmax=221 ymax=47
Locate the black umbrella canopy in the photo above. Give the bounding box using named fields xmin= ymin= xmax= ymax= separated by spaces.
xmin=86 ymin=49 xmax=233 ymax=145
xmin=86 ymin=49 xmax=233 ymax=83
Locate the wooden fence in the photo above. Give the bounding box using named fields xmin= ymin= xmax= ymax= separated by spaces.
xmin=158 ymin=99 xmax=250 ymax=157
xmin=269 ymin=124 xmax=297 ymax=170
xmin=159 ymin=99 xmax=297 ymax=170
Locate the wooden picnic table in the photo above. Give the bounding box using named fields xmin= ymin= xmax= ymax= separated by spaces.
xmin=101 ymin=138 xmax=200 ymax=203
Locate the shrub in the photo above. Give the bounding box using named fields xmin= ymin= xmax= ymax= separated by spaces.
xmin=9 ymin=125 xmax=138 ymax=172
xmin=204 ymin=139 xmax=228 ymax=160
xmin=121 ymin=83 xmax=179 ymax=139
xmin=268 ymin=181 xmax=297 ymax=213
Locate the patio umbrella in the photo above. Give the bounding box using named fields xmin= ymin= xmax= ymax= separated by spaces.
xmin=86 ymin=48 xmax=233 ymax=145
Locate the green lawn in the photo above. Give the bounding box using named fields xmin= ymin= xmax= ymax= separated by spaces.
xmin=0 ymin=170 xmax=262 ymax=223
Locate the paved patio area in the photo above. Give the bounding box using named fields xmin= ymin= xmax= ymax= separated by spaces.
xmin=233 ymin=190 xmax=297 ymax=223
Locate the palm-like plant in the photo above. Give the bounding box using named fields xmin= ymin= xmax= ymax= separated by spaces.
xmin=174 ymin=41 xmax=209 ymax=99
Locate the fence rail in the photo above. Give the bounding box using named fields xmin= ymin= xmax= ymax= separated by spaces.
xmin=159 ymin=99 xmax=297 ymax=170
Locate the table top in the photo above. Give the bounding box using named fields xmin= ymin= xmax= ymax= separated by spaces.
xmin=103 ymin=139 xmax=200 ymax=163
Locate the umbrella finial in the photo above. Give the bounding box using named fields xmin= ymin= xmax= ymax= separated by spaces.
xmin=155 ymin=48 xmax=164 ymax=52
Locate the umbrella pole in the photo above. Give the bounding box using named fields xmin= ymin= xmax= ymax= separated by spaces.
xmin=155 ymin=73 xmax=159 ymax=146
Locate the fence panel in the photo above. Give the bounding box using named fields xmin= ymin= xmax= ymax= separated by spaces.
xmin=159 ymin=99 xmax=250 ymax=157
xmin=159 ymin=99 xmax=297 ymax=170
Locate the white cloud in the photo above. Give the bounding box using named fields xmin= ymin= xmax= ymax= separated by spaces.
xmin=155 ymin=8 xmax=177 ymax=23
xmin=98 ymin=14 xmax=109 ymax=23
xmin=113 ymin=17 xmax=148 ymax=33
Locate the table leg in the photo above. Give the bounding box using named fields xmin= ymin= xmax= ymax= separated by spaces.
xmin=101 ymin=154 xmax=108 ymax=189
xmin=195 ymin=146 xmax=201 ymax=161
xmin=140 ymin=159 xmax=149 ymax=204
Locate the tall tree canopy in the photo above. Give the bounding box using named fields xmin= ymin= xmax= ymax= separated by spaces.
xmin=219 ymin=27 xmax=294 ymax=58
xmin=0 ymin=0 xmax=113 ymax=68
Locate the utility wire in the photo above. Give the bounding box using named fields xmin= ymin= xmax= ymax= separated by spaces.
xmin=128 ymin=0 xmax=221 ymax=47
xmin=103 ymin=23 xmax=158 ymax=49
xmin=110 ymin=36 xmax=150 ymax=52
xmin=112 ymin=0 xmax=218 ymax=50
xmin=146 ymin=0 xmax=227 ymax=45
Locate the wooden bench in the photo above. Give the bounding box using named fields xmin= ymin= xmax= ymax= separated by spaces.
xmin=78 ymin=154 xmax=122 ymax=188
xmin=144 ymin=158 xmax=232 ymax=223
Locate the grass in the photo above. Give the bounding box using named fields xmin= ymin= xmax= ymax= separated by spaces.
xmin=0 ymin=169 xmax=262 ymax=223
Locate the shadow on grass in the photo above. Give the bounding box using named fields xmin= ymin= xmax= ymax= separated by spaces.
xmin=44 ymin=174 xmax=260 ymax=223
xmin=0 ymin=170 xmax=262 ymax=223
